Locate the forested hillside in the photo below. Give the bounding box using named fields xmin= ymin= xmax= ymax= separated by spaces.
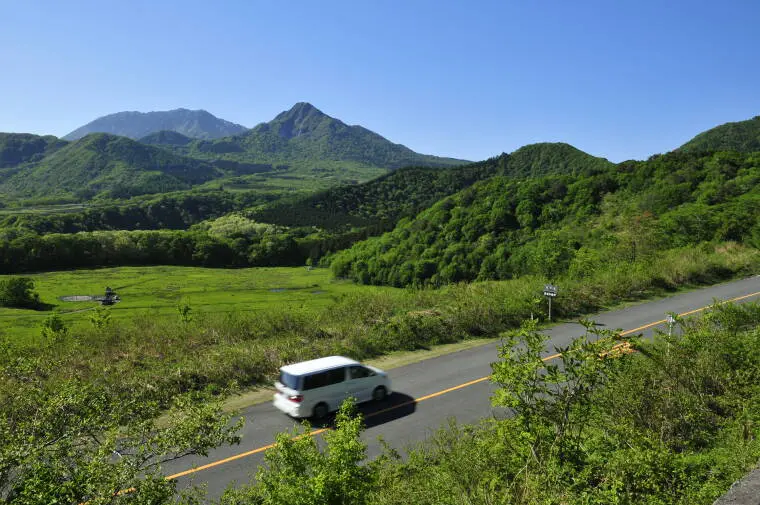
xmin=0 ymin=190 xmax=279 ymax=235
xmin=249 ymin=143 xmax=610 ymax=230
xmin=0 ymin=133 xmax=67 ymax=168
xmin=139 ymin=130 xmax=195 ymax=146
xmin=248 ymin=157 xmax=504 ymax=229
xmin=0 ymin=142 xmax=671 ymax=273
xmin=679 ymin=115 xmax=760 ymax=153
xmin=503 ymin=142 xmax=613 ymax=177
xmin=332 ymin=150 xmax=760 ymax=286
xmin=0 ymin=133 xmax=224 ymax=199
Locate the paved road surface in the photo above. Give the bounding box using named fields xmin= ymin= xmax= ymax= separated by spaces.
xmin=162 ymin=276 xmax=760 ymax=500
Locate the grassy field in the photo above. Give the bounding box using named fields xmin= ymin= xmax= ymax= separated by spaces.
xmin=0 ymin=266 xmax=394 ymax=344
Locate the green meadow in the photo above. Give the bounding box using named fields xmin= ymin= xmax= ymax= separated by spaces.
xmin=0 ymin=265 xmax=394 ymax=344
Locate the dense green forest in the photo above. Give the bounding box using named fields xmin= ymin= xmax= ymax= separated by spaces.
xmin=249 ymin=143 xmax=612 ymax=230
xmin=679 ymin=115 xmax=760 ymax=154
xmin=0 ymin=217 xmax=310 ymax=274
xmin=0 ymin=133 xmax=67 ymax=168
xmin=3 ymin=146 xmax=760 ymax=278
xmin=0 ymin=142 xmax=618 ymax=273
xmin=0 ymin=190 xmax=279 ymax=235
xmin=332 ymin=150 xmax=760 ymax=286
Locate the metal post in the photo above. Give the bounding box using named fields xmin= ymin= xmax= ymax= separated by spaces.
xmin=543 ymin=284 xmax=558 ymax=322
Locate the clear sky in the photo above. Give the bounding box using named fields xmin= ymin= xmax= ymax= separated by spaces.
xmin=1 ymin=0 xmax=759 ymax=162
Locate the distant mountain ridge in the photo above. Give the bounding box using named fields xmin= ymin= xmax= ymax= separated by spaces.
xmin=679 ymin=115 xmax=760 ymax=153
xmin=63 ymin=109 xmax=248 ymax=141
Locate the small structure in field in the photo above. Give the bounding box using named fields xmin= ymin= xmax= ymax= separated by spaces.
xmin=60 ymin=287 xmax=121 ymax=306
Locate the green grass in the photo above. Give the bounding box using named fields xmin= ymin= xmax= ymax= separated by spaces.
xmin=0 ymin=266 xmax=396 ymax=344
xmin=1 ymin=243 xmax=757 ymax=411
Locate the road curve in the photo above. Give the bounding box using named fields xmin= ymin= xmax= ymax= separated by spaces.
xmin=162 ymin=275 xmax=760 ymax=500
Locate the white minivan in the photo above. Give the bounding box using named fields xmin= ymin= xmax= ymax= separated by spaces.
xmin=273 ymin=356 xmax=392 ymax=419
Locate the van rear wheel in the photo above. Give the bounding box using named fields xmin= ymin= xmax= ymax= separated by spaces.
xmin=313 ymin=402 xmax=329 ymax=420
xmin=372 ymin=386 xmax=387 ymax=402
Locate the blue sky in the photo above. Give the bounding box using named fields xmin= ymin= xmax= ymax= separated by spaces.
xmin=1 ymin=0 xmax=759 ymax=162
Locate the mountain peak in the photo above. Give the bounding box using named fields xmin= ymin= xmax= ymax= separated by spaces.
xmin=270 ymin=102 xmax=332 ymax=139
xmin=276 ymin=102 xmax=326 ymax=120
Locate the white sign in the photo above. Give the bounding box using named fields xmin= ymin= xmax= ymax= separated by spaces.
xmin=543 ymin=284 xmax=558 ymax=297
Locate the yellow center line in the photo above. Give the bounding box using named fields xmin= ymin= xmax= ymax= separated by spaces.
xmin=165 ymin=289 xmax=760 ymax=481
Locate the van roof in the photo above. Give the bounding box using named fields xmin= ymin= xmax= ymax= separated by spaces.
xmin=280 ymin=355 xmax=359 ymax=375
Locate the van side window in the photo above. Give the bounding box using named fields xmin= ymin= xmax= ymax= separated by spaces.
xmin=327 ymin=367 xmax=346 ymax=385
xmin=303 ymin=367 xmax=346 ymax=390
xmin=302 ymin=372 xmax=325 ymax=390
xmin=349 ymin=365 xmax=373 ymax=379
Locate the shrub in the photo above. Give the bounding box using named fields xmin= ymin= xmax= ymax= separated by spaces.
xmin=0 ymin=277 xmax=40 ymax=309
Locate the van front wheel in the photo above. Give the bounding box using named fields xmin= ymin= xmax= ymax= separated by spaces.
xmin=313 ymin=402 xmax=329 ymax=420
xmin=372 ymin=386 xmax=387 ymax=402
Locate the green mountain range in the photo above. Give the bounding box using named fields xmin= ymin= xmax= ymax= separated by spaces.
xmin=2 ymin=113 xmax=759 ymax=280
xmin=0 ymin=103 xmax=472 ymax=201
xmin=3 ymin=109 xmax=757 ymax=206
xmin=0 ymin=133 xmax=222 ymax=199
xmin=679 ymin=115 xmax=760 ymax=153
xmin=63 ymin=108 xmax=248 ymax=141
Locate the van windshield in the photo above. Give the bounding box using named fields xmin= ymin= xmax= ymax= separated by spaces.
xmin=279 ymin=371 xmax=300 ymax=390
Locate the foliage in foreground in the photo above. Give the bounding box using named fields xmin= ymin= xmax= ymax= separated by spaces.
xmin=220 ymin=399 xmax=374 ymax=505
xmin=0 ymin=371 xmax=241 ymax=504
xmin=222 ymin=302 xmax=760 ymax=505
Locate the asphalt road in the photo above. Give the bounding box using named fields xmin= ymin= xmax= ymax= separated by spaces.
xmin=162 ymin=275 xmax=760 ymax=500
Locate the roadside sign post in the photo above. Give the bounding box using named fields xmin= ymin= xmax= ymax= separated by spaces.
xmin=666 ymin=313 xmax=675 ymax=337
xmin=665 ymin=313 xmax=676 ymax=356
xmin=543 ymin=284 xmax=558 ymax=321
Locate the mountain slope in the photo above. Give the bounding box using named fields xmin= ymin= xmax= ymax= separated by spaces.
xmin=248 ymin=156 xmax=505 ymax=230
xmin=679 ymin=115 xmax=760 ymax=153
xmin=63 ymin=109 xmax=248 ymax=141
xmin=249 ymin=142 xmax=610 ymax=230
xmin=183 ymin=102 xmax=469 ymax=171
xmin=0 ymin=133 xmax=67 ymax=168
xmin=331 ymin=149 xmax=760 ymax=287
xmin=1 ymin=133 xmax=222 ymax=199
xmin=139 ymin=130 xmax=194 ymax=146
